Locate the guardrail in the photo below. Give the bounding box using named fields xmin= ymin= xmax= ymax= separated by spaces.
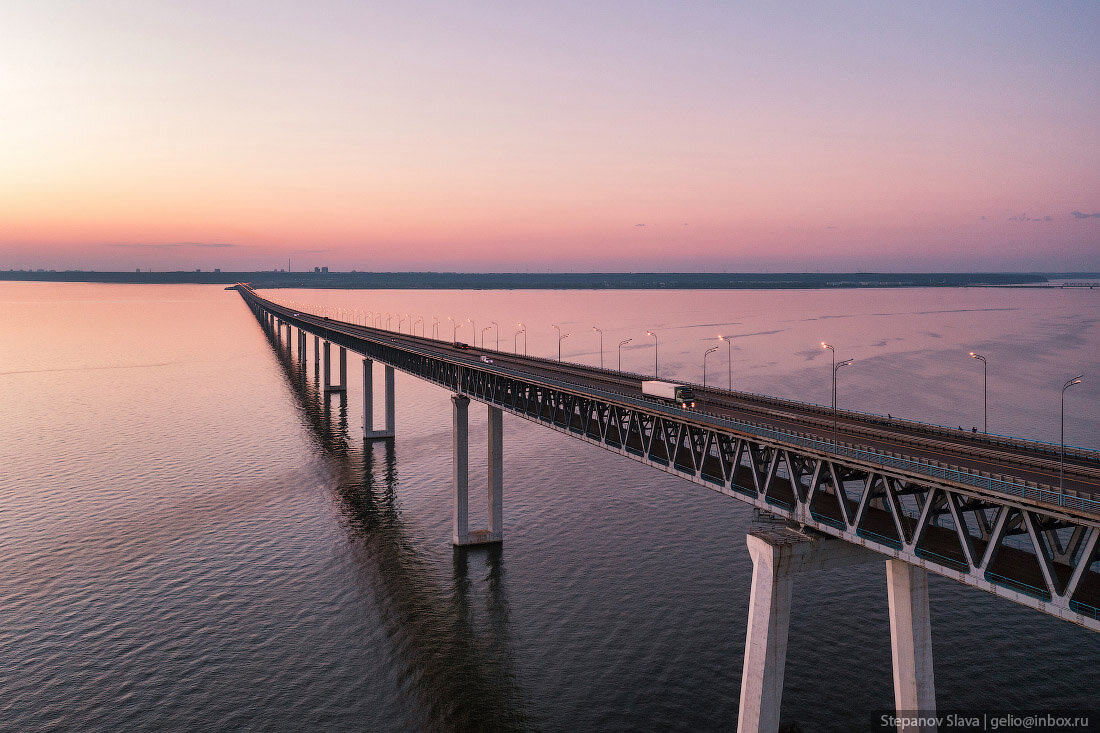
xmin=249 ymin=293 xmax=1100 ymax=518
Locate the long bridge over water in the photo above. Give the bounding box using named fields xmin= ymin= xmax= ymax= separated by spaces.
xmin=237 ymin=284 xmax=1100 ymax=733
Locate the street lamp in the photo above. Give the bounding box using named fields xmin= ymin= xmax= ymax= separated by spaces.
xmin=592 ymin=326 xmax=604 ymax=369
xmin=515 ymin=323 xmax=526 ymax=355
xmin=482 ymin=325 xmax=491 ymax=348
xmin=832 ymin=356 xmax=853 ymax=448
xmin=1061 ymin=374 xmax=1083 ymax=490
xmin=386 ymin=313 xmax=392 ymax=330
xmin=646 ymin=331 xmax=658 ymax=377
xmin=397 ymin=314 xmax=406 ymax=332
xmin=447 ymin=316 xmax=457 ymax=341
xmin=414 ymin=316 xmax=423 ymax=336
xmin=552 ymin=324 xmax=569 ymax=362
xmin=618 ymin=338 xmax=632 ymax=371
xmin=432 ymin=317 xmax=440 ymax=339
xmin=703 ymin=346 xmax=719 ymax=387
xmin=491 ymin=321 xmax=499 ymax=351
xmin=969 ymin=352 xmax=987 ymax=433
xmin=718 ymin=335 xmax=732 ymax=391
xmin=467 ymin=318 xmax=475 ymax=347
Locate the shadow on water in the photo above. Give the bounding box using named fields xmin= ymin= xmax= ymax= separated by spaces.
xmin=264 ymin=326 xmax=531 ymax=731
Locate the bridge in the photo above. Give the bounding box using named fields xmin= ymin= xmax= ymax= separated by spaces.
xmin=237 ymin=284 xmax=1100 ymax=733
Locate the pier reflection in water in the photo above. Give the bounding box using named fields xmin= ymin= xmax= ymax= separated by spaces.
xmin=274 ymin=332 xmax=529 ymax=732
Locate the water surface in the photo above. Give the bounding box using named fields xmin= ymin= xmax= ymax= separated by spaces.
xmin=1 ymin=282 xmax=1097 ymax=732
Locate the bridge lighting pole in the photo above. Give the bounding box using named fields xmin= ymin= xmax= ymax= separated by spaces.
xmin=386 ymin=313 xmax=392 ymax=330
xmin=703 ymin=346 xmax=719 ymax=387
xmin=467 ymin=318 xmax=476 ymax=347
xmin=433 ymin=317 xmax=440 ymax=339
xmin=552 ymin=324 xmax=569 ymax=362
xmin=414 ymin=316 xmax=423 ymax=336
xmin=618 ymin=338 xmax=631 ymax=371
xmin=646 ymin=331 xmax=658 ymax=377
xmin=592 ymin=326 xmax=604 ymax=369
xmin=969 ymin=352 xmax=988 ymax=433
xmin=482 ymin=326 xmax=492 ymax=348
xmin=832 ymin=358 xmax=854 ymax=449
xmin=1061 ymin=374 xmax=1083 ymax=490
xmin=397 ymin=315 xmax=406 ymax=333
xmin=448 ymin=316 xmax=457 ymax=342
xmin=491 ymin=321 xmax=499 ymax=351
xmin=718 ymin=335 xmax=732 ymax=391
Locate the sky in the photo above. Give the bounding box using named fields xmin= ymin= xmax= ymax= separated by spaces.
xmin=2 ymin=1 xmax=1098 ymax=272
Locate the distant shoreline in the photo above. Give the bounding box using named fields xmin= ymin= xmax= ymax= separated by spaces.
xmin=1 ymin=270 xmax=1097 ymax=290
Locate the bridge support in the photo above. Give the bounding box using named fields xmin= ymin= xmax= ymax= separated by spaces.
xmin=322 ymin=342 xmax=347 ymax=392
xmin=886 ymin=560 xmax=936 ymax=732
xmin=737 ymin=517 xmax=880 ymax=733
xmin=363 ymin=359 xmax=396 ymax=439
xmin=452 ymin=395 xmax=503 ymax=546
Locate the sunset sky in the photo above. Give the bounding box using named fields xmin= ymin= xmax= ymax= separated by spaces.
xmin=3 ymin=1 xmax=1098 ymax=272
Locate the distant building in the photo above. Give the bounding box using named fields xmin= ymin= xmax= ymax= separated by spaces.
xmin=314 ymin=267 xmax=320 ymax=273
xmin=214 ymin=268 xmax=220 ymax=273
xmin=321 ymin=266 xmax=329 ymax=273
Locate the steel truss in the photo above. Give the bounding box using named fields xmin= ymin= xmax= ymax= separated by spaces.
xmin=247 ymin=296 xmax=1100 ymax=632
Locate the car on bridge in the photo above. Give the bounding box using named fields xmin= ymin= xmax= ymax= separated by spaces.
xmin=453 ymin=341 xmax=470 ymax=350
xmin=480 ymin=355 xmax=493 ymax=364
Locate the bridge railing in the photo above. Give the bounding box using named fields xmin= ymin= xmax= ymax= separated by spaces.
xmin=249 ymin=292 xmax=1100 ymax=517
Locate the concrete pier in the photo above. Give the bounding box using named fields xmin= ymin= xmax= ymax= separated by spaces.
xmin=737 ymin=519 xmax=878 ymax=733
xmin=886 ymin=560 xmax=936 ymax=732
xmin=488 ymin=405 xmax=503 ymax=539
xmin=363 ymin=359 xmax=396 ymax=439
xmin=452 ymin=394 xmax=470 ymax=545
xmin=322 ymin=341 xmax=331 ymax=389
xmin=452 ymin=395 xmax=503 ymax=546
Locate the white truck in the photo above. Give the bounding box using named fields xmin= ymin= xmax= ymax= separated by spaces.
xmin=641 ymin=380 xmax=696 ymax=408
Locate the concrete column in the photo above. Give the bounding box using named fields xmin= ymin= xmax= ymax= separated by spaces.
xmin=886 ymin=560 xmax=936 ymax=732
xmin=323 ymin=341 xmax=331 ymax=389
xmin=738 ymin=534 xmax=795 ymax=733
xmin=363 ymin=359 xmax=374 ymax=434
xmin=488 ymin=405 xmax=503 ymax=539
xmin=363 ymin=359 xmax=394 ymax=439
xmin=339 ymin=347 xmax=347 ymax=390
xmin=737 ymin=520 xmax=880 ymax=733
xmin=384 ymin=365 xmax=395 ymax=433
xmin=452 ymin=394 xmax=470 ymax=545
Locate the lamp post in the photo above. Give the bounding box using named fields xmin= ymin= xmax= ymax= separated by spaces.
xmin=397 ymin=315 xmax=406 ymax=333
xmin=969 ymin=352 xmax=987 ymax=433
xmin=432 ymin=317 xmax=439 ymax=339
xmin=447 ymin=316 xmax=457 ymax=342
xmin=414 ymin=316 xmax=423 ymax=336
xmin=718 ymin=335 xmax=732 ymax=391
xmin=515 ymin=323 xmax=525 ymax=355
xmin=552 ymin=324 xmax=569 ymax=362
xmin=467 ymin=318 xmax=475 ymax=347
xmin=1061 ymin=374 xmax=1083 ymax=490
xmin=482 ymin=326 xmax=491 ymax=349
xmin=592 ymin=326 xmax=604 ymax=369
xmin=832 ymin=356 xmax=853 ymax=449
xmin=646 ymin=331 xmax=657 ymax=377
xmin=618 ymin=338 xmax=632 ymax=371
xmin=386 ymin=313 xmax=392 ymax=330
xmin=491 ymin=321 xmax=499 ymax=351
xmin=703 ymin=346 xmax=719 ymax=387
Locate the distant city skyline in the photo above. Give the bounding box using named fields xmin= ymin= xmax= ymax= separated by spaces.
xmin=3 ymin=1 xmax=1098 ymax=272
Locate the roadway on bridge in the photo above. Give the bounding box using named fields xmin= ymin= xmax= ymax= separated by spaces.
xmin=255 ymin=294 xmax=1100 ymax=503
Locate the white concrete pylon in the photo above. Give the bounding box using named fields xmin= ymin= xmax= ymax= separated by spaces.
xmin=886 ymin=559 xmax=937 ymax=733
